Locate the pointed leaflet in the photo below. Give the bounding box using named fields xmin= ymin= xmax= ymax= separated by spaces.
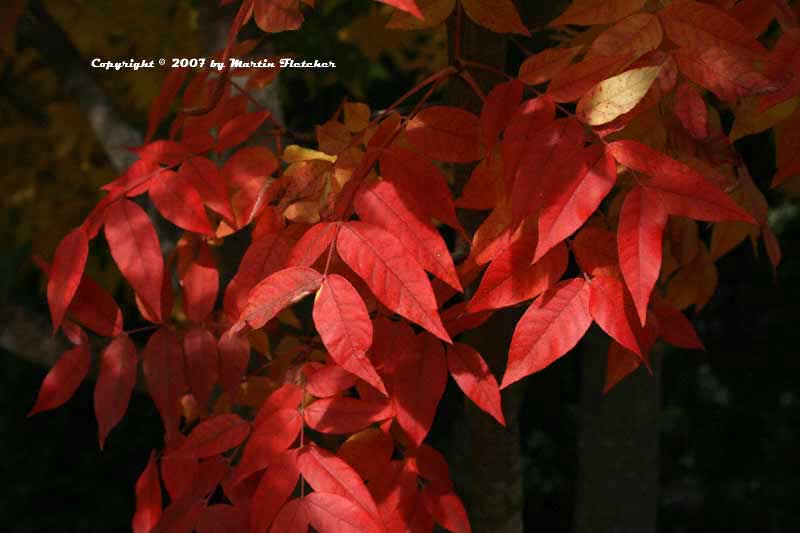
xmin=674 ymin=81 xmax=708 ymax=139
xmin=179 ymin=157 xmax=234 ymax=223
xmin=104 ymin=199 xmax=164 ymax=322
xmin=336 ymin=222 xmax=451 ymax=342
xmin=132 ymin=451 xmax=162 ymax=533
xmin=233 ymin=411 xmax=301 ymax=486
xmin=651 ymin=295 xmax=704 ymax=350
xmin=576 ymin=66 xmax=661 ymax=125
xmin=223 ymin=231 xmax=291 ymax=320
xmin=607 ymin=141 xmax=756 ymax=223
xmin=603 ymin=341 xmax=643 ymax=394
xmin=587 ymin=13 xmax=662 ymax=61
xmin=617 ymin=186 xmax=668 ymax=325
xmin=270 ymin=497 xmax=311 ymax=533
xmin=518 ymin=47 xmax=583 ymax=86
xmin=354 ymin=179 xmax=461 ymax=291
xmin=550 ymin=0 xmax=646 ymax=26
xmin=588 ymin=275 xmax=643 ymax=356
xmin=378 ymin=0 xmax=424 ymax=19
xmin=177 ymin=414 xmax=250 ymax=458
xmin=421 ymin=486 xmax=471 ymax=533
xmin=392 ymin=333 xmax=448 ymax=446
xmin=143 ymin=327 xmax=186 ymax=445
xmin=286 ymin=222 xmax=338 ymax=267
xmin=379 ymin=146 xmax=461 ymax=232
xmin=68 ymin=273 xmax=124 ymax=337
xmin=468 ymin=224 xmax=567 ymax=313
xmin=95 ymin=334 xmax=137 ymax=449
xmin=502 ymin=96 xmax=557 ymax=187
xmin=234 ymin=267 xmax=322 ymax=331
xmin=47 ymin=227 xmax=88 ymax=333
xmin=480 ymin=79 xmax=524 ymax=150
xmin=298 ymin=445 xmax=382 ymax=523
xmin=502 ymin=278 xmax=592 ymax=389
xmin=387 ymin=0 xmax=454 ymax=29
xmin=195 ymin=504 xmax=247 ymax=533
xmin=253 ymin=0 xmax=303 ymax=33
xmin=250 ymin=450 xmax=300 ymax=533
xmin=461 ymin=0 xmax=529 ymax=36
xmin=304 ymin=492 xmax=384 ymax=533
xmin=218 ymin=328 xmax=250 ymax=394
xmin=446 ymin=343 xmax=505 ymax=426
xmin=312 ymin=274 xmax=386 ymax=395
xmin=404 ymin=106 xmax=482 ymax=163
xmin=216 ymin=111 xmax=269 ymax=153
xmin=28 ymin=344 xmax=91 ymax=417
xmin=533 ymin=144 xmax=616 ymax=261
xmin=658 ymin=0 xmax=767 ymax=59
xmin=183 ymin=327 xmax=218 ymax=411
xmin=304 ymin=396 xmax=392 ymax=434
xmin=304 ymin=363 xmax=359 ymax=398
xmin=338 ymin=428 xmax=394 ymax=482
xmin=511 ymin=118 xmax=585 ymax=228
xmin=149 ymin=170 xmax=214 ymax=235
xmin=180 ymin=240 xmax=218 ymax=323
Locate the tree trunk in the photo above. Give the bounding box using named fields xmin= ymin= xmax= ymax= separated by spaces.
xmin=573 ymin=330 xmax=662 ymax=533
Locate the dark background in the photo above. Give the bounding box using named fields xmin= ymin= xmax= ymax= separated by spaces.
xmin=1 ymin=1 xmax=799 ymax=531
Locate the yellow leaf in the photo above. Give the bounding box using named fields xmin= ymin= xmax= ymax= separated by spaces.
xmin=729 ymin=96 xmax=799 ymax=142
xmin=283 ymin=144 xmax=337 ymax=163
xmin=576 ymin=66 xmax=661 ymax=125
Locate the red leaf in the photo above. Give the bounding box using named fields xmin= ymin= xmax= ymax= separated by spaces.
xmin=28 ymin=344 xmax=91 ymax=417
xmin=132 ymin=451 xmax=162 ymax=533
xmin=149 ymin=170 xmax=213 ymax=235
xmin=47 ymin=227 xmax=89 ymax=333
xmin=253 ymin=0 xmax=303 ymax=33
xmin=651 ymin=295 xmax=704 ymax=350
xmin=550 ymin=0 xmax=646 ymax=26
xmin=303 ymin=362 xmax=359 ymax=398
xmin=392 ymin=333 xmax=448 ymax=446
xmin=95 ymin=334 xmax=137 ymax=449
xmin=179 ymin=157 xmax=234 ymax=223
xmin=468 ymin=225 xmax=567 ymax=313
xmin=354 ymin=179 xmax=461 ymax=292
xmin=250 ymin=450 xmax=300 ymax=533
xmin=480 ymin=79 xmax=524 ymax=150
xmin=195 ymin=504 xmax=247 ymax=533
xmin=161 ymin=453 xmax=197 ymax=501
xmin=421 ymin=486 xmax=471 ymax=533
xmin=305 ymin=492 xmax=384 ymax=533
xmin=218 ymin=329 xmax=251 ymax=394
xmin=235 ymin=266 xmax=323 ymax=330
xmin=502 ymin=278 xmax=592 ymax=388
xmin=143 ymin=327 xmax=186 ymax=445
xmin=404 ymin=105 xmax=482 ymax=163
xmin=135 ymin=140 xmax=193 ymax=166
xmin=224 ymin=231 xmax=291 ymax=321
xmin=338 ymin=427 xmax=394 ymax=482
xmin=270 ymin=497 xmax=311 ymax=533
xmin=534 ymin=145 xmax=616 ymax=261
xmin=441 ymin=302 xmax=493 ymax=337
xmin=146 ymin=68 xmax=187 ymax=142
xmin=298 ymin=445 xmax=382 ymax=523
xmin=603 ymin=341 xmax=642 ymax=394
xmin=616 ymin=186 xmax=668 ymax=325
xmin=104 ymin=199 xmax=164 ymax=322
xmin=221 ymin=146 xmax=279 ymax=189
xmin=378 ymin=0 xmax=424 ymax=20
xmin=608 ymin=141 xmax=756 ymax=223
xmin=409 ymin=444 xmax=453 ymax=492
xmin=313 ymin=274 xmax=386 ymax=394
xmin=674 ymin=82 xmax=708 ymax=139
xmin=178 ymin=414 xmax=250 ymax=458
xmin=336 ymin=222 xmax=451 ymax=343
xmin=254 ymin=383 xmax=304 ymax=426
xmin=379 ymin=147 xmax=462 ymax=232
xmin=286 ymin=222 xmax=339 ymax=267
xmin=547 ymin=55 xmax=627 ymax=103
xmin=518 ymin=47 xmax=583 ymax=86
xmin=446 ymin=343 xmax=505 ymax=426
xmin=180 ymin=241 xmax=218 ymax=323
xmin=304 ymin=396 xmax=392 ymax=434
xmin=588 ymin=275 xmax=643 ymax=356
xmin=502 ymin=96 xmax=557 ymax=187
xmin=573 ymin=227 xmax=620 ymax=277
xmin=216 ymin=111 xmax=269 ymax=153
xmin=511 ymin=118 xmax=585 ymax=227
xmin=233 ymin=410 xmax=301 ymax=485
